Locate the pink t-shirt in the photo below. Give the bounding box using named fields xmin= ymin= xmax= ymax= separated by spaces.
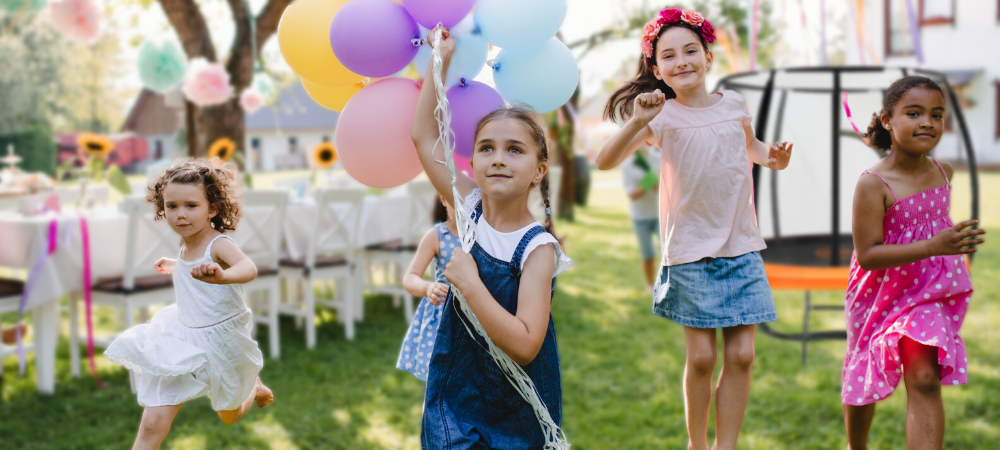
xmin=645 ymin=90 xmax=766 ymax=266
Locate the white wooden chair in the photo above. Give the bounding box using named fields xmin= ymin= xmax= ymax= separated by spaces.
xmin=278 ymin=188 xmax=364 ymax=347
xmin=69 ymin=196 xmax=178 ymax=390
xmin=0 ymin=279 xmax=28 ymax=383
xmin=231 ymin=190 xmax=287 ymax=359
xmin=363 ymin=179 xmax=437 ymax=322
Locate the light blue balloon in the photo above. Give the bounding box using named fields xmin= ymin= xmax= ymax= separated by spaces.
xmin=137 ymin=41 xmax=188 ymax=94
xmin=412 ymin=16 xmax=488 ymax=88
xmin=493 ymin=37 xmax=577 ymax=113
xmin=474 ymin=0 xmax=566 ymax=51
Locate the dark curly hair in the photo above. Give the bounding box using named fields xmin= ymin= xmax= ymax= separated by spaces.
xmin=865 ymin=76 xmax=944 ymax=151
xmin=474 ymin=105 xmax=557 ymax=240
xmin=604 ymin=18 xmax=711 ymax=123
xmin=147 ymin=158 xmax=242 ymax=233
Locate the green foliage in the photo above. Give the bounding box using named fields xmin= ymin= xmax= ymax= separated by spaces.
xmin=0 ymin=17 xmax=69 ymax=135
xmin=106 ymin=164 xmax=132 ymax=195
xmin=0 ymin=126 xmax=55 ymax=176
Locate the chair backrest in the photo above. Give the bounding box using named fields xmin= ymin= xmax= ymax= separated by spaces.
xmin=120 ymin=196 xmax=181 ymax=289
xmin=231 ymin=190 xmax=288 ymax=272
xmin=305 ymin=188 xmax=365 ymax=268
xmin=402 ymin=179 xmax=437 ymax=246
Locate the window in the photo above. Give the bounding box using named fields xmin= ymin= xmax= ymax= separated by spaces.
xmin=884 ymin=0 xmax=915 ymax=56
xmin=920 ymin=0 xmax=955 ymax=25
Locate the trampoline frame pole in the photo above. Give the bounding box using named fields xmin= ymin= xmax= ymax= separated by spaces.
xmin=946 ymin=86 xmax=981 ymax=262
xmin=752 ymin=70 xmax=777 ymax=210
xmin=771 ymin=89 xmax=789 ymax=239
xmin=831 ymin=70 xmax=842 ymax=267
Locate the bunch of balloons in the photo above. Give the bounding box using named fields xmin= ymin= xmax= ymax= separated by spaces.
xmin=278 ymin=0 xmax=577 ymax=188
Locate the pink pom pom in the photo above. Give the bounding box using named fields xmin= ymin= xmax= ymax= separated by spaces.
xmin=240 ymin=89 xmax=264 ymax=113
xmin=49 ymin=0 xmax=102 ymax=44
xmin=182 ymin=58 xmax=234 ymax=107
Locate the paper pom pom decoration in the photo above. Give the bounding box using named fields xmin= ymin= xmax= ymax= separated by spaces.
xmin=240 ymin=89 xmax=265 ymax=113
xmin=1 ymin=0 xmax=46 ymax=14
xmin=251 ymin=73 xmax=276 ymax=98
xmin=137 ymin=40 xmax=188 ymax=94
xmin=49 ymin=0 xmax=102 ymax=44
xmin=182 ymin=58 xmax=234 ymax=107
xmin=207 ymin=137 xmax=236 ymax=161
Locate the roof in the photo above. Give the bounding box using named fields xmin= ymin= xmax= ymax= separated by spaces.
xmin=245 ymin=82 xmax=340 ymax=132
xmin=121 ymin=89 xmax=182 ymax=135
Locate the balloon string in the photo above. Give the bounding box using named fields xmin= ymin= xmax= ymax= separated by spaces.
xmin=429 ymin=28 xmax=570 ymax=450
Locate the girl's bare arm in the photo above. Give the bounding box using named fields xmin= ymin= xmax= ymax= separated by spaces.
xmin=595 ymin=90 xmax=665 ymax=170
xmin=402 ymin=229 xmax=439 ymax=298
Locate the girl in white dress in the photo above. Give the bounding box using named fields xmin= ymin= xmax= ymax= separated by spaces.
xmin=105 ymin=159 xmax=273 ymax=450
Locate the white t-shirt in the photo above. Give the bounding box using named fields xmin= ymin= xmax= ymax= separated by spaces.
xmin=462 ymin=189 xmax=573 ymax=277
xmin=622 ymin=147 xmax=661 ymax=221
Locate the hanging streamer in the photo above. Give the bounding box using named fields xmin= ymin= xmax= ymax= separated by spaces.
xmin=726 ymin=24 xmax=743 ymax=73
xmin=428 ymin=27 xmax=570 ymax=450
xmin=819 ymin=0 xmax=827 ymax=65
xmin=80 ymin=217 xmax=103 ymax=385
xmin=715 ymin=27 xmax=739 ymax=73
xmin=16 ymin=219 xmax=58 ymax=376
xmin=842 ymin=92 xmax=868 ymax=145
xmin=748 ymin=0 xmax=759 ymax=71
xmin=901 ymin=0 xmax=924 ymax=64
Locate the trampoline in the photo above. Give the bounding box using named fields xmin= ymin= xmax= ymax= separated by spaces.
xmin=716 ymin=66 xmax=981 ymax=364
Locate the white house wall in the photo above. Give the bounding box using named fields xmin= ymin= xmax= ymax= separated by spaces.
xmin=851 ymin=0 xmax=1000 ymax=164
xmin=245 ymin=129 xmax=335 ymax=171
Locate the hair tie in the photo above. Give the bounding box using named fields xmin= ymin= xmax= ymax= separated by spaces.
xmin=545 ymin=206 xmax=552 ymax=216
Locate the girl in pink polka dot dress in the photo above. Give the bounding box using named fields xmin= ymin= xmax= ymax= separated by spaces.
xmin=843 ymin=76 xmax=985 ymax=450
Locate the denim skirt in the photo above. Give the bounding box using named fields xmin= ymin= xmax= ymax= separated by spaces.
xmin=652 ymin=251 xmax=776 ymax=328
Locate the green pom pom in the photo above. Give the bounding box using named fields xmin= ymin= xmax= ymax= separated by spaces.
xmin=0 ymin=0 xmax=45 ymax=14
xmin=137 ymin=40 xmax=188 ymax=94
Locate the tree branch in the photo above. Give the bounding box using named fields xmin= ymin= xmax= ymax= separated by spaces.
xmin=157 ymin=0 xmax=215 ymax=61
xmin=224 ymin=0 xmax=293 ymax=91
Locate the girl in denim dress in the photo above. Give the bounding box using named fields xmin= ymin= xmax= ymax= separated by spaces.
xmin=596 ymin=8 xmax=793 ymax=449
xmin=411 ymin=27 xmax=573 ymax=450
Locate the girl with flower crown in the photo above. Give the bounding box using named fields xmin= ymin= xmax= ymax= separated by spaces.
xmin=596 ymin=7 xmax=793 ymax=449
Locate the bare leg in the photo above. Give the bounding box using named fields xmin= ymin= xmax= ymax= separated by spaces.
xmin=133 ymin=404 xmax=183 ymax=450
xmin=642 ymin=258 xmax=656 ymax=290
xmin=683 ymin=327 xmax=717 ymax=450
xmin=713 ymin=325 xmax=755 ymax=450
xmin=844 ymin=403 xmax=876 ymax=450
xmin=900 ymin=337 xmax=945 ymax=450
xmin=217 ymin=377 xmax=274 ymax=425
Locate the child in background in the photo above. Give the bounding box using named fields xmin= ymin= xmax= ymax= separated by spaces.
xmin=411 ymin=26 xmax=573 ymax=449
xmin=622 ymin=145 xmax=661 ymax=292
xmin=105 ymin=159 xmax=273 ymax=450
xmin=396 ymin=196 xmax=459 ymax=381
xmin=843 ymin=76 xmax=983 ymax=450
xmin=596 ymin=7 xmax=792 ymax=449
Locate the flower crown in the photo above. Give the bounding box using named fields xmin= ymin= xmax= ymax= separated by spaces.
xmin=641 ymin=8 xmax=716 ymax=63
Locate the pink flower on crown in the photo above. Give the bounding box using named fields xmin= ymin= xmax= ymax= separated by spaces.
xmin=660 ymin=8 xmax=682 ymax=23
xmin=701 ymin=20 xmax=716 ymax=43
xmin=681 ymin=10 xmax=704 ymax=27
xmin=641 ymin=18 xmax=660 ymax=58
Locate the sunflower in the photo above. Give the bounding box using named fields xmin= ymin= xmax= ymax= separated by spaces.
xmin=77 ymin=133 xmax=114 ymax=158
xmin=313 ymin=142 xmax=338 ymax=169
xmin=207 ymin=137 xmax=236 ymax=161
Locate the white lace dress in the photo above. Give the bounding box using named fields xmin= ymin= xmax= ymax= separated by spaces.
xmin=105 ymin=235 xmax=264 ymax=411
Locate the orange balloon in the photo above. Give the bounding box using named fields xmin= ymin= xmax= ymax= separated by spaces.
xmin=302 ymin=78 xmax=369 ymax=112
xmin=277 ymin=0 xmax=361 ymax=86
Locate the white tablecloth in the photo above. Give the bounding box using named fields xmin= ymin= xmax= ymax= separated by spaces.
xmin=282 ymin=192 xmax=413 ymax=261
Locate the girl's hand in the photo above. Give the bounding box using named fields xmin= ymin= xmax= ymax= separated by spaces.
xmin=191 ymin=262 xmax=227 ymax=284
xmin=444 ymin=248 xmax=480 ymax=293
xmin=154 ymin=258 xmax=175 ymax=274
xmin=426 ymin=26 xmax=456 ymax=62
xmin=766 ymin=141 xmax=793 ymax=170
xmin=927 ymin=220 xmax=986 ymax=256
xmin=632 ymin=89 xmax=666 ymax=125
xmin=425 ymin=282 xmax=450 ymax=306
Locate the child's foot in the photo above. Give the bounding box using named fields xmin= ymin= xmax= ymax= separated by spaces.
xmin=254 ymin=377 xmax=273 ymax=408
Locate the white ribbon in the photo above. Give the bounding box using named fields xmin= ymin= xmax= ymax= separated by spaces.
xmin=429 ymin=27 xmax=570 ymax=449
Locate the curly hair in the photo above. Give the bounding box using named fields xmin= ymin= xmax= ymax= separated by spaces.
xmin=147 ymin=158 xmax=242 ymax=233
xmin=864 ymin=76 xmax=944 ymax=151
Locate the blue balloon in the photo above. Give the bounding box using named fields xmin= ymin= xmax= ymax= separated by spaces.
xmin=493 ymin=38 xmax=578 ymax=113
xmin=412 ymin=16 xmax=488 ymax=88
xmin=474 ymin=0 xmax=566 ymax=51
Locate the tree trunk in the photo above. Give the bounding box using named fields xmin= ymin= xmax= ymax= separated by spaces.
xmin=195 ymin=97 xmax=245 ymax=155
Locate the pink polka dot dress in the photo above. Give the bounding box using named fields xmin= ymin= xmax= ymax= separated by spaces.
xmin=841 ymin=160 xmax=973 ymax=406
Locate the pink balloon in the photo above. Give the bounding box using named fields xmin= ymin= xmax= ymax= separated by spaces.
xmin=402 ymin=0 xmax=475 ymax=29
xmin=335 ymin=78 xmax=424 ymax=188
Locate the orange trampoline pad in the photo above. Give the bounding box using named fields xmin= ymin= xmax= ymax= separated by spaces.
xmin=764 ymin=263 xmax=850 ymax=291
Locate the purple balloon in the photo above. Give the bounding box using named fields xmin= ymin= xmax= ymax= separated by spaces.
xmin=447 ymin=81 xmax=506 ymax=160
xmin=330 ymin=0 xmax=420 ymax=78
xmin=403 ymin=0 xmax=475 ymax=29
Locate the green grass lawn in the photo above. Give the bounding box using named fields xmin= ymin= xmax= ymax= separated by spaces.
xmin=2 ymin=170 xmax=998 ymax=449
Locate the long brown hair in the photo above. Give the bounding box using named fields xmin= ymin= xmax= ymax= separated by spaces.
xmin=474 ymin=105 xmax=557 ymax=239
xmin=604 ymin=20 xmax=710 ymax=123
xmin=864 ymin=76 xmax=944 ymax=151
xmin=147 ymin=158 xmax=242 ymax=233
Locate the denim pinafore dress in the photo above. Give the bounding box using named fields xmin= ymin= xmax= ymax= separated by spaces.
xmin=422 ymin=203 xmax=562 ymax=450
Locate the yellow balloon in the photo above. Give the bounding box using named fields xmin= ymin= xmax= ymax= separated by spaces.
xmin=302 ymin=78 xmax=367 ymax=112
xmin=277 ymin=0 xmax=360 ymax=86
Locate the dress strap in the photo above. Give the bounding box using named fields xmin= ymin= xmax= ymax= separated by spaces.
xmin=931 ymin=158 xmax=950 ymax=185
xmin=471 ymin=201 xmax=484 ymax=224
xmin=204 ymin=234 xmax=234 ymax=259
xmin=862 ymin=170 xmax=898 ymax=203
xmin=509 ymin=225 xmax=546 ymax=278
